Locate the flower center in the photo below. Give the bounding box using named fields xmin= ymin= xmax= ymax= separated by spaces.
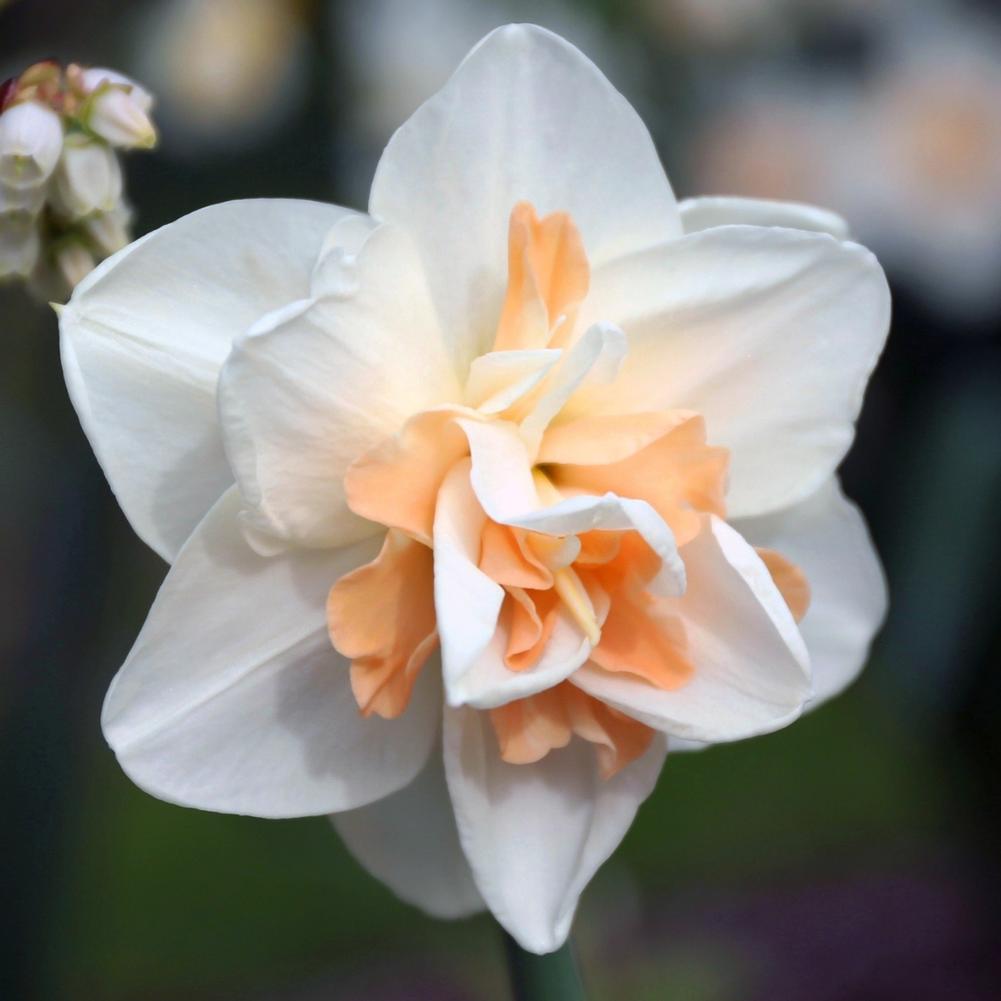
xmin=530 ymin=467 xmax=601 ymax=645
xmin=325 ymin=202 xmax=810 ymax=777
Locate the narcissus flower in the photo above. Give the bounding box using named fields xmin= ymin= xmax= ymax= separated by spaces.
xmin=60 ymin=25 xmax=888 ymax=953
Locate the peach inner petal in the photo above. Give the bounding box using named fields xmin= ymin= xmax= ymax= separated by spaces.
xmin=493 ymin=201 xmax=590 ymax=353
xmin=327 ymin=530 xmax=437 ymax=718
xmin=757 ymin=547 xmax=811 ymax=622
xmin=547 ymin=413 xmax=729 ymax=546
xmin=581 ymin=531 xmax=694 ymax=690
xmin=324 ymin=199 xmax=809 ymax=780
xmin=344 ymin=407 xmax=472 ymax=544
xmin=490 ymin=682 xmax=654 ymax=778
xmin=479 ymin=520 xmax=552 ymax=589
xmin=503 ymin=587 xmax=560 ymax=672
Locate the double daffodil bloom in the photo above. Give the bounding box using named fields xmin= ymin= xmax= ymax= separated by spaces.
xmin=60 ymin=26 xmax=888 ymax=953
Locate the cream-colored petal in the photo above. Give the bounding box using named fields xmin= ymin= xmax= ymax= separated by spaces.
xmin=574 ymin=515 xmax=810 ymax=742
xmin=370 ymin=23 xmax=681 ymax=371
xmin=679 ymin=196 xmax=850 ymax=238
xmin=433 ymin=461 xmax=507 ymax=706
xmin=60 ymin=199 xmax=354 ymax=560
xmin=103 ymin=489 xmax=440 ymax=817
xmin=443 ymin=705 xmax=666 ymax=953
xmin=219 ymin=223 xmax=462 ymax=553
xmin=332 ymin=745 xmax=484 ymax=920
xmin=575 ymin=224 xmax=890 ymax=518
xmin=464 ymin=349 xmax=561 ymax=414
xmin=733 ymin=477 xmax=886 ymax=707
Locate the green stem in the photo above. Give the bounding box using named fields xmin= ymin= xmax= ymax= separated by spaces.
xmin=502 ymin=928 xmax=587 ymax=1001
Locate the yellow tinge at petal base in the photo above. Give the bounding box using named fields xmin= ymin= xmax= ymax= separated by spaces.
xmin=531 ymin=467 xmax=602 ymax=646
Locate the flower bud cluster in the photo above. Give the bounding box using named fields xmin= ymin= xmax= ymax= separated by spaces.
xmin=0 ymin=60 xmax=156 ymax=301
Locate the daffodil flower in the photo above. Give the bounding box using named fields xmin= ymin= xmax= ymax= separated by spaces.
xmin=59 ymin=25 xmax=889 ymax=954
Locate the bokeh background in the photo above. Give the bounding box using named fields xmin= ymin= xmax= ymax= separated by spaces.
xmin=3 ymin=0 xmax=1000 ymax=998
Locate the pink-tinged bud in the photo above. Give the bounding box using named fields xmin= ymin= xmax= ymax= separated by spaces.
xmin=82 ymin=70 xmax=157 ymax=150
xmin=0 ymin=213 xmax=41 ymax=278
xmin=52 ymin=136 xmax=123 ymax=219
xmin=0 ymin=78 xmax=17 ymax=114
xmin=0 ymin=100 xmax=64 ymax=189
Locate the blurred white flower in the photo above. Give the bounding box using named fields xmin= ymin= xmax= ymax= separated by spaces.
xmin=0 ymin=212 xmax=40 ymax=276
xmin=835 ymin=14 xmax=1001 ymax=319
xmin=52 ymin=136 xmax=123 ymax=219
xmin=82 ymin=203 xmax=132 ymax=256
xmin=55 ymin=241 xmax=96 ymax=290
xmin=689 ymin=8 xmax=1001 ymax=321
xmin=0 ymin=100 xmax=63 ymax=189
xmin=135 ymin=0 xmax=306 ymax=155
xmin=691 ymin=89 xmax=830 ymax=205
xmin=0 ymin=176 xmax=45 ymax=214
xmin=641 ymin=0 xmax=906 ymax=49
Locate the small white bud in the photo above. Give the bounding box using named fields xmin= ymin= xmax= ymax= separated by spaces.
xmin=83 ymin=71 xmax=157 ymax=150
xmin=0 ymin=100 xmax=64 ymax=189
xmin=0 ymin=213 xmax=41 ymax=278
xmin=52 ymin=136 xmax=123 ymax=219
xmin=56 ymin=241 xmax=97 ymax=291
xmin=82 ymin=203 xmax=132 ymax=256
xmin=80 ymin=68 xmax=154 ymax=112
xmin=0 ymin=179 xmax=46 ymax=215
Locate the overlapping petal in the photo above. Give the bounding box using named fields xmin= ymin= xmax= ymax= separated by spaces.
xmin=218 ymin=223 xmax=462 ymax=553
xmin=332 ymin=747 xmax=484 ymax=920
xmin=574 ymin=516 xmax=811 ymax=742
xmin=733 ymin=477 xmax=886 ymax=705
xmin=102 ymin=489 xmax=441 ymax=817
xmin=574 ymin=224 xmax=890 ymax=518
xmin=679 ymin=196 xmax=850 ymax=239
xmin=60 ymin=199 xmax=352 ymax=560
xmin=370 ymin=24 xmax=681 ymax=370
xmin=444 ymin=705 xmax=666 ymax=953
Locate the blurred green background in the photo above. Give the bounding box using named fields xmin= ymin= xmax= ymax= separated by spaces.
xmin=3 ymin=0 xmax=1000 ymax=998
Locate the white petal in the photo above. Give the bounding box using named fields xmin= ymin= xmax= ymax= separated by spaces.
xmin=513 ymin=494 xmax=685 ymax=598
xmin=0 ymin=212 xmax=40 ymax=277
xmin=432 ymin=456 xmax=602 ymax=710
xmin=433 ymin=461 xmax=506 ymax=704
xmin=331 ymin=746 xmax=484 ymax=920
xmin=519 ymin=323 xmax=627 ymax=447
xmin=464 ymin=349 xmax=561 ymax=413
xmin=370 ymin=23 xmax=680 ymax=371
xmin=80 ymin=68 xmax=154 ymax=111
xmin=574 ymin=516 xmax=810 ymax=742
xmin=60 ymin=198 xmax=353 ymax=561
xmin=458 ymin=417 xmax=539 ymax=522
xmin=576 ymin=225 xmax=890 ymax=518
xmin=219 ymin=223 xmax=462 ymax=553
xmin=458 ymin=600 xmax=596 ymax=710
xmin=51 ymin=138 xmax=123 ymax=219
xmin=0 ymin=101 xmax=63 ymax=188
xmin=733 ymin=477 xmax=886 ymax=706
xmin=680 ymin=196 xmax=850 ymax=239
xmin=103 ymin=488 xmax=440 ymax=818
xmin=310 ymin=212 xmax=378 ymax=295
xmin=444 ymin=705 xmax=666 ymax=954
